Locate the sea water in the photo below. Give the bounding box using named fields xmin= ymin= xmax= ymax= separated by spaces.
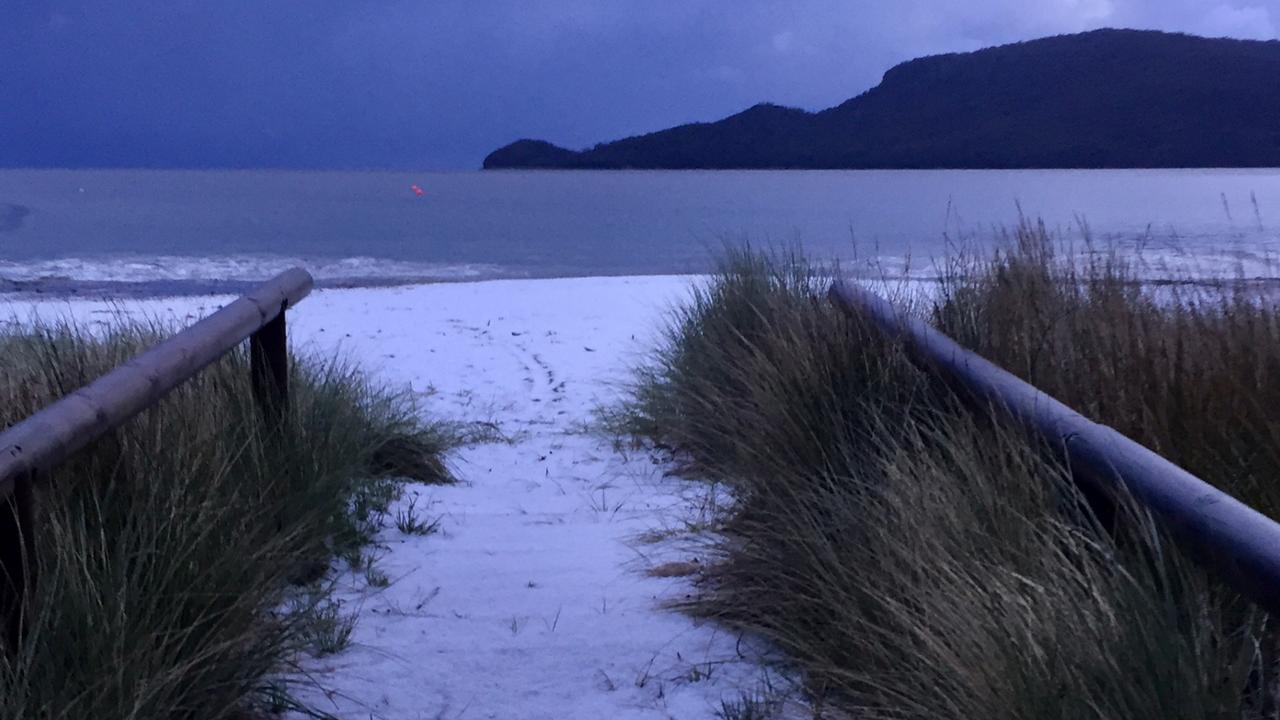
xmin=2 ymin=167 xmax=1279 ymax=295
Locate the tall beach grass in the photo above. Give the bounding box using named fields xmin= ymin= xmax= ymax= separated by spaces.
xmin=0 ymin=317 xmax=458 ymax=719
xmin=618 ymin=236 xmax=1280 ymax=718
xmin=935 ymin=222 xmax=1280 ymax=517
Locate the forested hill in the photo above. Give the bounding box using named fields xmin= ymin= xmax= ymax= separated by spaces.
xmin=483 ymin=29 xmax=1280 ymax=170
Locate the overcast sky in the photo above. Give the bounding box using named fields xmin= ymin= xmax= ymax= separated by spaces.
xmin=2 ymin=1 xmax=1277 ymax=169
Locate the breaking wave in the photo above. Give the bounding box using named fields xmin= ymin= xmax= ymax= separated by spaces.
xmin=0 ymin=254 xmax=511 ymax=291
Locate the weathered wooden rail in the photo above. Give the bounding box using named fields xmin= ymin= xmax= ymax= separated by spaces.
xmin=829 ymin=280 xmax=1280 ymax=616
xmin=0 ymin=267 xmax=315 ymax=644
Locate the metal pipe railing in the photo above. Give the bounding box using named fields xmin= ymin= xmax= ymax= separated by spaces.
xmin=0 ymin=267 xmax=314 ymax=644
xmin=830 ymin=280 xmax=1280 ymax=615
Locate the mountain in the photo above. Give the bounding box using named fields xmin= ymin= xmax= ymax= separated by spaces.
xmin=483 ymin=29 xmax=1280 ymax=170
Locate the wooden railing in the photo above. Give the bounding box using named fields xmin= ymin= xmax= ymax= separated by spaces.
xmin=0 ymin=268 xmax=315 ymax=644
xmin=829 ymin=280 xmax=1280 ymax=616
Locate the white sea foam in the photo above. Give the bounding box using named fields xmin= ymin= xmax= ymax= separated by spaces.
xmin=851 ymin=235 xmax=1280 ymax=283
xmin=6 ymin=237 xmax=1280 ymax=293
xmin=0 ymin=255 xmax=508 ymax=285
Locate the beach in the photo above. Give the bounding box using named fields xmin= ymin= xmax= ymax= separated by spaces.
xmin=3 ymin=276 xmax=772 ymax=720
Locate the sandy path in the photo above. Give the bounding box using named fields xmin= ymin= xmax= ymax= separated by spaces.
xmin=257 ymin=277 xmax=765 ymax=719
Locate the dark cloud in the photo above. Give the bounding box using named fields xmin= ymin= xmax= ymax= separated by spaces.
xmin=2 ymin=1 xmax=1277 ymax=169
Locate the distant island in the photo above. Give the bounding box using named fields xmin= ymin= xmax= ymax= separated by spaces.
xmin=484 ymin=29 xmax=1280 ymax=170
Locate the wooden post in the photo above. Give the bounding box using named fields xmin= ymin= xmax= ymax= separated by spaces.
xmin=0 ymin=471 xmax=35 ymax=649
xmin=0 ymin=268 xmax=312 ymax=656
xmin=0 ymin=268 xmax=313 ymax=494
xmin=250 ymin=304 xmax=289 ymax=421
xmin=829 ymin=280 xmax=1280 ymax=616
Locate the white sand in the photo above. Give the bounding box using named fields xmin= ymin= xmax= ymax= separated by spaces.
xmin=3 ymin=277 xmax=772 ymax=720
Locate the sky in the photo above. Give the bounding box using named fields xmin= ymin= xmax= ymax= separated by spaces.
xmin=2 ymin=0 xmax=1278 ymax=170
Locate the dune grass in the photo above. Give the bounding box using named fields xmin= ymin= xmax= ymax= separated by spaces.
xmin=934 ymin=221 xmax=1280 ymax=517
xmin=0 ymin=317 xmax=458 ymax=719
xmin=618 ymin=237 xmax=1279 ymax=718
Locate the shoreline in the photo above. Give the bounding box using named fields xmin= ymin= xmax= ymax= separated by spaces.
xmin=5 ymin=239 xmax=1280 ymax=304
xmin=0 ymin=269 xmax=708 ymax=301
xmin=7 ymin=269 xmax=1280 ymax=304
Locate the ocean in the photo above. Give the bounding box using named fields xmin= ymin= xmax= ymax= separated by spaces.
xmin=3 ymin=167 xmax=1280 ymax=296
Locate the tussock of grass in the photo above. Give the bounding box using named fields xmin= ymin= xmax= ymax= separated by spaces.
xmin=936 ymin=220 xmax=1280 ymax=516
xmin=0 ymin=318 xmax=459 ymax=719
xmin=619 ymin=242 xmax=1279 ymax=718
